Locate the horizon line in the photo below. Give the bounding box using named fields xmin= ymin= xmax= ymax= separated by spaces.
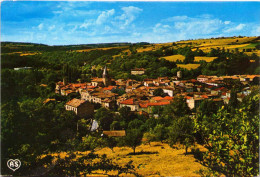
xmin=2 ymin=35 xmax=258 ymax=46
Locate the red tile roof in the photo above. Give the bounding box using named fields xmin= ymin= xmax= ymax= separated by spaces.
xmin=186 ymin=96 xmax=193 ymax=100
xmin=103 ymin=130 xmax=126 ymax=137
xmin=163 ymin=96 xmax=173 ymax=100
xmin=120 ymin=99 xmax=135 ymax=105
xmin=87 ymin=86 xmax=96 ymax=89
xmin=148 ymin=101 xmax=170 ymax=106
xmin=72 ymin=83 xmax=87 ymax=88
xmin=66 ymin=98 xmax=86 ymax=108
xmin=104 ymin=86 xmax=116 ymax=90
xmin=139 ymin=101 xmax=170 ymax=108
xmin=152 ymin=96 xmax=164 ymax=101
xmin=201 ymin=95 xmax=209 ymax=99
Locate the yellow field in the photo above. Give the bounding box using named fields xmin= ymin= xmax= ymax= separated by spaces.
xmin=136 ymin=46 xmax=159 ymax=53
xmin=178 ymin=36 xmax=258 ymax=46
xmin=1 ymin=52 xmax=22 ymax=55
xmin=177 ymin=64 xmax=201 ymax=70
xmin=75 ymin=46 xmax=127 ymax=53
xmin=45 ymin=142 xmax=207 ymax=176
xmin=194 ymin=56 xmax=218 ymax=62
xmin=192 ymin=44 xmax=251 ymax=53
xmin=20 ymin=52 xmax=41 ymax=56
xmin=160 ymin=54 xmax=185 ymax=62
xmin=245 ymin=50 xmax=260 ymax=56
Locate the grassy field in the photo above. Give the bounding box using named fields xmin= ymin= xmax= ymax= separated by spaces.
xmin=245 ymin=50 xmax=260 ymax=56
xmin=20 ymin=52 xmax=41 ymax=56
xmin=75 ymin=46 xmax=127 ymax=53
xmin=239 ymin=42 xmax=260 ymax=49
xmin=178 ymin=36 xmax=258 ymax=46
xmin=192 ymin=44 xmax=251 ymax=53
xmin=177 ymin=64 xmax=201 ymax=70
xmin=47 ymin=142 xmax=207 ymax=176
xmin=194 ymin=56 xmax=218 ymax=62
xmin=160 ymin=54 xmax=185 ymax=62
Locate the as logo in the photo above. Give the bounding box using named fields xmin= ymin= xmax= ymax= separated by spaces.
xmin=7 ymin=159 xmax=21 ymax=171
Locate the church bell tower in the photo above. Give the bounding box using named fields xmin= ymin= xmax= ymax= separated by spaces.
xmin=103 ymin=66 xmax=110 ymax=87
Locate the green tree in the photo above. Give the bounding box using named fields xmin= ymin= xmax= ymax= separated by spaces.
xmin=153 ymin=124 xmax=168 ymax=142
xmin=228 ymin=88 xmax=238 ymax=108
xmin=119 ymin=106 xmax=133 ymax=124
xmin=195 ymin=88 xmax=259 ymax=176
xmin=94 ymin=107 xmax=114 ymax=130
xmin=163 ymin=95 xmax=190 ymax=118
xmin=168 ymin=116 xmax=195 ymax=155
xmin=125 ymin=129 xmax=143 ymax=154
xmin=153 ymin=88 xmax=167 ymax=97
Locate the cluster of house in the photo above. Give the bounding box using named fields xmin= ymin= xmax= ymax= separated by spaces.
xmin=54 ymin=66 xmax=259 ymax=118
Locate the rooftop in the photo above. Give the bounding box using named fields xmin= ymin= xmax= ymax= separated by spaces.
xmin=66 ymin=98 xmax=86 ymax=108
xmin=103 ymin=130 xmax=126 ymax=137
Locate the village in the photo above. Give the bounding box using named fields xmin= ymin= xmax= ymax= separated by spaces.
xmin=55 ymin=66 xmax=260 ymax=120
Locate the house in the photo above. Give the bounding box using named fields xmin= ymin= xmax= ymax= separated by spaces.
xmin=102 ymin=130 xmax=126 ymax=137
xmin=197 ymin=75 xmax=209 ymax=82
xmin=14 ymin=67 xmax=32 ymax=71
xmin=162 ymin=87 xmax=175 ymax=97
xmin=185 ymin=86 xmax=194 ymax=93
xmin=139 ymin=100 xmax=171 ymax=114
xmin=212 ymin=98 xmax=224 ymax=107
xmin=81 ymin=88 xmax=117 ymax=107
xmin=65 ymin=98 xmax=94 ymax=118
xmin=186 ymin=97 xmax=204 ymax=110
xmin=91 ymin=78 xmax=104 ymax=87
xmin=144 ymin=81 xmax=155 ymax=87
xmin=55 ymin=81 xmax=65 ymax=94
xmin=119 ymin=98 xmax=139 ymax=111
xmin=102 ymin=98 xmax=116 ymax=109
xmin=55 ymin=82 xmax=87 ymax=95
xmin=131 ymin=68 xmax=145 ymax=75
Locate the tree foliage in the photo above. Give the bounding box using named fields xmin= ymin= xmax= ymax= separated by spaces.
xmin=194 ymin=88 xmax=259 ymax=176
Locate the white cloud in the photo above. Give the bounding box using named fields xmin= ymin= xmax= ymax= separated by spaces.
xmin=48 ymin=25 xmax=55 ymax=31
xmin=153 ymin=23 xmax=170 ymax=33
xmin=149 ymin=15 xmax=245 ymax=43
xmin=117 ymin=6 xmax=143 ymax=28
xmin=174 ymin=18 xmax=222 ymax=35
xmin=38 ymin=23 xmax=44 ymax=30
xmin=224 ymin=21 xmax=231 ymax=25
xmin=165 ymin=16 xmax=188 ymax=22
xmin=53 ymin=11 xmax=62 ymax=14
xmin=96 ymin=9 xmax=115 ymax=25
xmin=80 ymin=20 xmax=93 ymax=29
xmin=104 ymin=26 xmax=113 ymax=33
xmin=224 ymin=23 xmax=246 ymax=33
xmin=251 ymin=26 xmax=260 ymax=36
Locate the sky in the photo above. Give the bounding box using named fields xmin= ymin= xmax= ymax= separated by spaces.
xmin=1 ymin=1 xmax=260 ymax=45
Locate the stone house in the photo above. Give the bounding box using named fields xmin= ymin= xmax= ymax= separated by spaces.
xmin=131 ymin=68 xmax=145 ymax=75
xmin=65 ymin=98 xmax=94 ymax=118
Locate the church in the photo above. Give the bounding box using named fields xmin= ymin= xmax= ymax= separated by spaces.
xmin=91 ymin=66 xmax=111 ymax=87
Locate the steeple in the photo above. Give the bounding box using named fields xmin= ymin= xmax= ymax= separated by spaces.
xmin=103 ymin=66 xmax=108 ymax=78
xmin=102 ymin=66 xmax=110 ymax=87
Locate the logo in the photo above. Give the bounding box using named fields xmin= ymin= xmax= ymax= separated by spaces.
xmin=7 ymin=159 xmax=21 ymax=171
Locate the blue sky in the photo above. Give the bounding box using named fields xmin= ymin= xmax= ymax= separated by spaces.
xmin=1 ymin=1 xmax=260 ymax=45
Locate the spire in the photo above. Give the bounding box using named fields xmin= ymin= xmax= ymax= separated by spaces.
xmin=103 ymin=66 xmax=108 ymax=77
xmin=103 ymin=66 xmax=107 ymax=76
xmin=102 ymin=66 xmax=110 ymax=87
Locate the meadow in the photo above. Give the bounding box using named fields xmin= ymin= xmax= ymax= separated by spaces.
xmin=194 ymin=56 xmax=218 ymax=62
xmin=177 ymin=64 xmax=201 ymax=70
xmin=160 ymin=54 xmax=185 ymax=62
xmin=46 ymin=142 xmax=207 ymax=177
